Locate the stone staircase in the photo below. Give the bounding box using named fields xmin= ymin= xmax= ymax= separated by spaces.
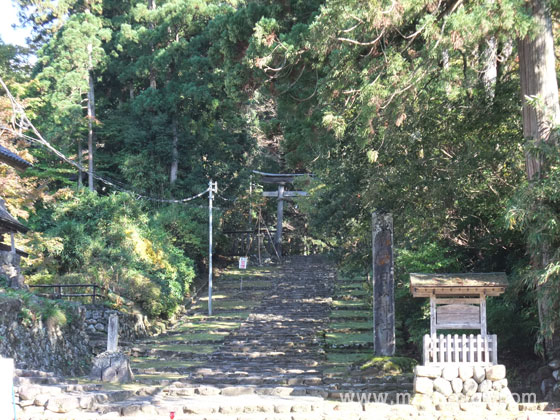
xmin=13 ymin=256 xmax=535 ymax=419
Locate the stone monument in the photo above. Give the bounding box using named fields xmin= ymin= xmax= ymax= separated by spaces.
xmin=90 ymin=314 xmax=133 ymax=383
xmin=372 ymin=212 xmax=395 ymax=356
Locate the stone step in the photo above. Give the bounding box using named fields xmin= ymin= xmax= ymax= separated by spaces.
xmin=16 ymin=369 xmax=57 ymax=378
xmin=15 ymin=376 xmax=76 ymax=386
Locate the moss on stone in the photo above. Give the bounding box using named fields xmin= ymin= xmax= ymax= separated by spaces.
xmin=360 ymin=356 xmax=418 ymax=375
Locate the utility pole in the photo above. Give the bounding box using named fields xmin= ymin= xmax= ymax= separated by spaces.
xmin=275 ymin=184 xmax=284 ymax=258
xmin=208 ymin=180 xmax=218 ymax=316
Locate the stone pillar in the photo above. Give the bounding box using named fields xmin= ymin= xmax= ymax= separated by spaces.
xmin=0 ymin=358 xmax=14 ymax=420
xmin=372 ymin=212 xmax=395 ymax=356
xmin=0 ymin=251 xmax=26 ymax=289
xmin=107 ymin=314 xmax=119 ymax=352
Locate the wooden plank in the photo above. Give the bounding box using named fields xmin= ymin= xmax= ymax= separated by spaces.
xmin=434 ymin=298 xmax=482 ymax=304
xmin=439 ymin=334 xmax=445 ymax=364
xmin=484 ymin=335 xmax=489 ymax=364
xmin=469 ymin=334 xmax=475 ymax=363
xmin=446 ymin=334 xmax=452 ymax=363
xmin=436 ymin=304 xmax=480 ymax=325
xmin=462 ymin=334 xmax=467 ymax=363
xmin=480 ymin=298 xmax=487 ymax=336
xmin=430 ymin=297 xmax=436 ymax=335
xmin=454 ymin=334 xmax=459 ymax=363
xmin=477 ymin=334 xmax=482 ymax=363
xmin=423 ymin=334 xmax=430 ymax=365
xmin=434 ymin=323 xmax=482 ymax=330
xmin=492 ymin=334 xmax=498 ymax=365
xmin=433 ymin=335 xmax=438 ymax=364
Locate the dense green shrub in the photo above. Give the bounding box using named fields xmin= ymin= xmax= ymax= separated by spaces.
xmin=24 ymin=190 xmax=199 ymax=318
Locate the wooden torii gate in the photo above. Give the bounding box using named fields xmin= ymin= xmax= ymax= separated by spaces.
xmin=253 ymin=170 xmax=310 ymax=258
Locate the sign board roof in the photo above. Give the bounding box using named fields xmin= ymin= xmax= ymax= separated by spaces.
xmin=410 ymin=272 xmax=508 ymax=297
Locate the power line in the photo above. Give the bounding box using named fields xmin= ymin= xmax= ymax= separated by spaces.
xmin=0 ymin=76 xmax=210 ymax=204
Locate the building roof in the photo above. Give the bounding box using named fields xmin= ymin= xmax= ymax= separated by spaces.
xmin=0 ymin=145 xmax=32 ymax=171
xmin=410 ymin=272 xmax=508 ymax=297
xmin=0 ymin=199 xmax=28 ymax=234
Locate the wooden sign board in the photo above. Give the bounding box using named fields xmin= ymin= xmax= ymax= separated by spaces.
xmin=430 ymin=297 xmax=486 ymax=335
xmin=436 ymin=304 xmax=480 ymax=326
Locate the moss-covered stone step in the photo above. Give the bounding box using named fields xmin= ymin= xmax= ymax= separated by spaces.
xmin=329 ymin=310 xmax=371 ymax=320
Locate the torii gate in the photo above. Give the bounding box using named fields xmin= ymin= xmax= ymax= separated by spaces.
xmin=253 ymin=171 xmax=310 ymax=258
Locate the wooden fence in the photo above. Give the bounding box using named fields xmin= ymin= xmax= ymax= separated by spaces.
xmin=28 ymin=284 xmax=102 ymax=304
xmin=423 ymin=333 xmax=498 ymax=366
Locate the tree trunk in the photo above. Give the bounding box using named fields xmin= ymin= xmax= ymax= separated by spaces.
xmin=170 ymin=116 xmax=179 ymax=184
xmin=481 ymin=37 xmax=497 ymax=101
xmin=148 ymin=0 xmax=157 ymax=89
xmin=87 ymin=43 xmax=96 ymax=192
xmin=518 ymin=0 xmax=560 ymax=358
xmin=78 ymin=139 xmax=83 ymax=188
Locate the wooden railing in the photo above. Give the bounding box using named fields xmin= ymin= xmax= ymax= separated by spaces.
xmin=423 ymin=334 xmax=498 ymax=366
xmin=28 ymin=284 xmax=102 ymax=304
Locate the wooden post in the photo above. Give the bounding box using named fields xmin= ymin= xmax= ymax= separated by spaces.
xmin=10 ymin=232 xmax=15 ymax=254
xmin=477 ymin=334 xmax=482 ymax=363
xmin=492 ymin=334 xmax=498 ymax=364
xmin=107 ymin=314 xmax=119 ymax=352
xmin=208 ymin=180 xmax=217 ymax=316
xmin=454 ymin=333 xmax=459 ymax=363
xmin=275 ymin=184 xmax=284 ymax=258
xmin=430 ymin=296 xmax=436 ymax=336
xmin=423 ymin=334 xmax=430 ymax=365
xmin=480 ymin=296 xmax=487 ymax=336
xmin=371 ymin=212 xmax=395 ymax=356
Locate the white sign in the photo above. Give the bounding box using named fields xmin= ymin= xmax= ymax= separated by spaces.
xmin=239 ymin=257 xmax=248 ymax=269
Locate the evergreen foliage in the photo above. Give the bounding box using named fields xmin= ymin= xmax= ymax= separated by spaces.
xmin=26 ymin=191 xmax=197 ymax=318
xmin=1 ymin=0 xmax=559 ymax=360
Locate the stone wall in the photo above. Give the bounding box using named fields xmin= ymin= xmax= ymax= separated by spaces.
xmin=412 ymin=364 xmax=518 ymax=412
xmin=0 ymin=297 xmax=91 ymax=376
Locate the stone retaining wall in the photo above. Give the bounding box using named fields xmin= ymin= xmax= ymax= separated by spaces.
xmin=0 ymin=298 xmax=91 ymax=376
xmin=412 ymin=364 xmax=518 ymax=412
